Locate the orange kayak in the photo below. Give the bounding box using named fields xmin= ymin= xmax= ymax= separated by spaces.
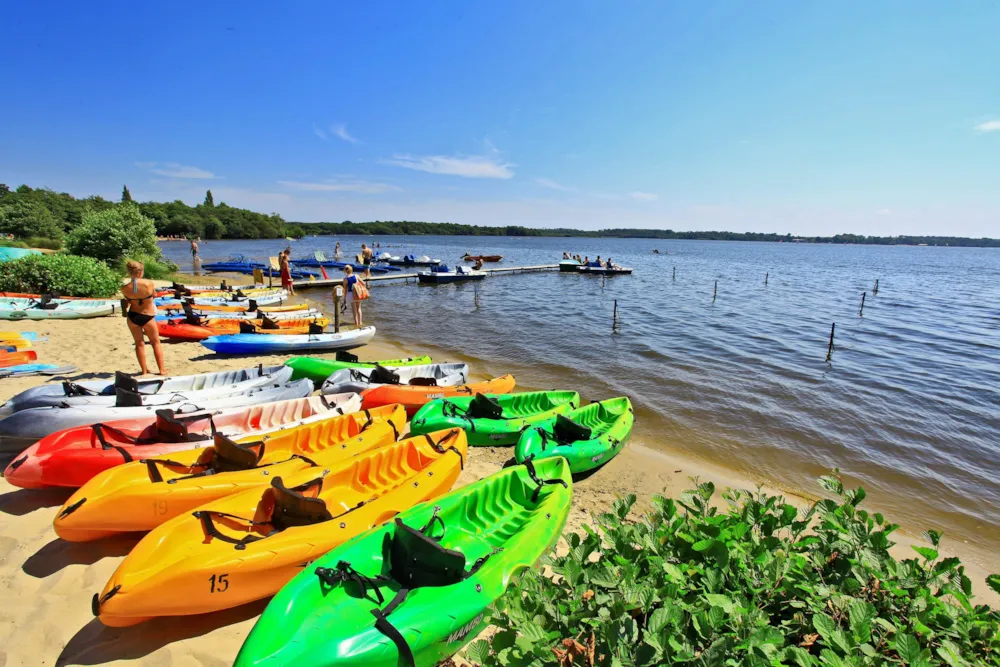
xmin=360 ymin=374 xmax=516 ymax=416
xmin=53 ymin=404 xmax=406 ymax=542
xmin=0 ymin=350 xmax=37 ymax=367
xmin=157 ymin=317 xmax=330 ymax=341
xmin=93 ymin=428 xmax=467 ymax=626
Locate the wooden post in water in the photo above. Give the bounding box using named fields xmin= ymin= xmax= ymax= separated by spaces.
xmin=859 ymin=291 xmax=866 ymax=317
xmin=765 ymin=272 xmax=769 ymax=285
xmin=825 ymin=322 xmax=835 ymax=362
xmin=713 ymin=280 xmax=717 ymax=301
xmin=672 ymin=266 xmax=676 ymax=280
xmin=873 ymin=278 xmax=879 ymax=295
xmin=613 ymin=299 xmax=618 ymax=330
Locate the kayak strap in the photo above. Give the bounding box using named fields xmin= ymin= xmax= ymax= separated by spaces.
xmin=193 ymin=509 xmax=271 ymax=550
xmin=359 ymin=410 xmax=399 ymax=441
xmin=154 ymin=409 xmax=217 ymax=442
xmin=62 ymin=380 xmax=101 ymax=397
xmin=523 ymin=458 xmax=568 ymax=503
xmin=421 ymin=431 xmax=465 ymax=470
xmin=145 ymin=458 xmax=211 ymax=483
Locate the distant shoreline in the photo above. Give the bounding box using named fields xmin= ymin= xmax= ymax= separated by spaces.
xmin=288 ymin=222 xmax=1000 ymax=248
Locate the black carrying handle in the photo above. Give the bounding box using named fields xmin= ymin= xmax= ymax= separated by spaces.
xmin=193 ymin=510 xmax=267 ymax=551
xmin=523 ymin=457 xmax=568 ymax=502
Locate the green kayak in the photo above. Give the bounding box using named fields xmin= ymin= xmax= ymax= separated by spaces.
xmin=235 ymin=457 xmax=572 ymax=667
xmin=515 ymin=397 xmax=634 ymax=474
xmin=285 ymin=352 xmax=433 ymax=385
xmin=409 ymin=391 xmax=580 ymax=446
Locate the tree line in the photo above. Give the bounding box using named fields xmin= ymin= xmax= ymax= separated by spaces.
xmin=292 ymin=220 xmax=1000 ymax=247
xmin=0 ymin=184 xmax=289 ymax=242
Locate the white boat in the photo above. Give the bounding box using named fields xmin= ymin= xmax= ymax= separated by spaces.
xmin=417 ymin=265 xmax=487 ymax=283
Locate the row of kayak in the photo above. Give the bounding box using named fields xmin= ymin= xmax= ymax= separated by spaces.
xmin=0 ymin=331 xmax=78 ymax=377
xmin=0 ymin=352 xmax=632 ymax=666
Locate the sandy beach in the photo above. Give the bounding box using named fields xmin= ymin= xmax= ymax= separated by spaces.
xmin=0 ymin=288 xmax=996 ymax=666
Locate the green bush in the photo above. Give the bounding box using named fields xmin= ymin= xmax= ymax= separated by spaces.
xmin=65 ymin=203 xmax=160 ymax=263
xmin=115 ymin=254 xmax=179 ymax=281
xmin=467 ymin=474 xmax=1000 ymax=666
xmin=0 ymin=253 xmax=121 ymax=297
xmin=0 ymin=200 xmax=64 ymax=240
xmin=24 ymin=237 xmax=63 ymax=250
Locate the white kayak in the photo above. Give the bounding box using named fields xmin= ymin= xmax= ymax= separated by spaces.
xmin=155 ymin=308 xmax=324 ymax=322
xmin=320 ymin=363 xmax=470 ymax=395
xmin=155 ymin=292 xmax=287 ymax=308
xmin=201 ymin=326 xmax=376 ymax=355
xmin=0 ymin=297 xmax=121 ymax=320
xmin=0 ymin=378 xmax=315 ymax=454
xmin=0 ymin=364 xmax=292 ymax=414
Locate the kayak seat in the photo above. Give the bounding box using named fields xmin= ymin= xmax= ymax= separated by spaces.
xmin=336 ymin=350 xmax=359 ymax=363
xmin=239 ymin=320 xmax=256 ymax=333
xmin=369 ymin=364 xmax=401 ymax=385
xmin=154 ymin=409 xmax=214 ymax=443
xmin=270 ymin=476 xmax=333 ymax=528
xmin=210 ymin=432 xmax=265 ymax=472
xmin=553 ymin=415 xmax=592 ymax=445
xmin=115 ymin=387 xmax=144 ymax=408
xmin=261 ymin=315 xmax=280 ymax=330
xmin=386 ymin=518 xmax=467 ymax=589
xmin=469 ymin=393 xmax=503 ymax=420
xmin=407 ymin=376 xmax=438 ymax=387
xmin=308 ymin=322 xmax=324 ymax=334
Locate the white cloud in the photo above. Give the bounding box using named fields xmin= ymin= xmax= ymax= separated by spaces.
xmin=535 ymin=177 xmax=576 ymax=192
xmin=876 ymin=208 xmax=893 ymax=216
xmin=974 ymin=119 xmax=1000 ymax=133
xmin=136 ymin=162 xmax=216 ymax=179
xmin=381 ymin=154 xmax=515 ymax=179
xmin=313 ymin=125 xmax=328 ymax=140
xmin=277 ymin=179 xmax=399 ymax=194
xmin=629 ymin=191 xmax=659 ymax=202
xmin=332 ymin=123 xmax=359 ymax=143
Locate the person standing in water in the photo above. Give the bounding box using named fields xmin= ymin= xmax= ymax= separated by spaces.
xmin=342 ymin=265 xmax=364 ymax=326
xmin=361 ymin=243 xmax=373 ymax=278
xmin=334 ymin=241 xmax=341 ymax=256
xmin=121 ymin=261 xmax=166 ymax=376
xmin=189 ymin=238 xmax=201 ymax=275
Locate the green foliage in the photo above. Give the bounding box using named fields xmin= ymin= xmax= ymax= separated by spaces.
xmin=0 ymin=183 xmax=285 ymax=241
xmin=65 ymin=203 xmax=160 ymax=263
xmin=469 ymin=476 xmax=1000 ymax=666
xmin=114 ymin=254 xmax=178 ymax=281
xmin=23 ymin=236 xmax=63 ymax=250
xmin=0 ymin=253 xmax=121 ymax=297
xmin=0 ymin=200 xmax=65 ymax=240
xmin=285 ymin=224 xmax=306 ymax=239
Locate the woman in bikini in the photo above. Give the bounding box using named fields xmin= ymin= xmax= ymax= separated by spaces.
xmin=122 ymin=260 xmax=166 ymax=375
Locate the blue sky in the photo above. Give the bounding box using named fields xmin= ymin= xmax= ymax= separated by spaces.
xmin=1 ymin=1 xmax=998 ymax=236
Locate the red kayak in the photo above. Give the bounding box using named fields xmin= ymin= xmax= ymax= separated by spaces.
xmin=0 ymin=350 xmax=38 ymax=367
xmin=3 ymin=395 xmax=360 ymax=489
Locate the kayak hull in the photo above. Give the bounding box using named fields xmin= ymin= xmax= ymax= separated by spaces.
xmin=410 ymin=391 xmax=580 ymax=446
xmin=235 ymin=457 xmax=572 ymax=667
xmin=285 ymin=355 xmax=433 ymax=385
xmin=202 ymin=327 xmax=376 ymax=355
xmin=360 ymin=374 xmax=516 ymax=417
xmin=94 ymin=429 xmax=466 ymax=626
xmin=515 ymin=397 xmax=635 ymax=473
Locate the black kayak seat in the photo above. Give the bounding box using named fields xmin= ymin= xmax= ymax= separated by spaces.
xmin=239 ymin=320 xmax=256 ymax=333
xmin=553 ymin=415 xmax=592 ymax=444
xmin=270 ymin=476 xmax=332 ymax=528
xmin=468 ymin=393 xmax=503 ymax=420
xmin=407 ymin=376 xmax=438 ymax=387
xmin=308 ymin=321 xmax=324 ymax=334
xmin=211 ymin=432 xmax=265 ymax=472
xmin=336 ymin=350 xmax=360 ymax=363
xmin=386 ymin=518 xmax=467 ymax=589
xmin=261 ymin=315 xmax=280 ymax=330
xmin=154 ymin=409 xmax=212 ymax=443
xmin=115 ymin=387 xmax=144 ymax=408
xmin=369 ymin=364 xmax=401 ymax=385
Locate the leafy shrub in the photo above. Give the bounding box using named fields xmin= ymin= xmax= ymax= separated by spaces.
xmin=24 ymin=236 xmax=63 ymax=250
xmin=0 ymin=200 xmax=64 ymax=240
xmin=467 ymin=474 xmax=1000 ymax=666
xmin=115 ymin=254 xmax=179 ymax=281
xmin=65 ymin=203 xmax=160 ymax=263
xmin=0 ymin=253 xmax=121 ymax=297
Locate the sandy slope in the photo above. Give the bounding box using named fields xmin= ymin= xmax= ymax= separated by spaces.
xmin=0 ymin=295 xmax=995 ymax=666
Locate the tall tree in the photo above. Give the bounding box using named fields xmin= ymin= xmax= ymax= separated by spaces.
xmin=204 ymin=189 xmax=214 ymax=207
xmin=121 ymin=184 xmax=133 ymax=203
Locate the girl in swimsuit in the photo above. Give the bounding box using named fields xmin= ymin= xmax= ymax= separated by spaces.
xmin=122 ymin=260 xmax=166 ymax=375
xmin=342 ymin=265 xmax=364 ymax=327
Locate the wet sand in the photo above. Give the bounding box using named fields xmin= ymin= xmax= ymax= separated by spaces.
xmin=0 ymin=286 xmax=995 ymax=666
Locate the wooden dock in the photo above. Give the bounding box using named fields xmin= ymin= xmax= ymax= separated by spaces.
xmin=292 ymin=264 xmax=559 ymax=289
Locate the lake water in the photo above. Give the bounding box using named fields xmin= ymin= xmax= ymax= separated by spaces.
xmin=161 ymin=236 xmax=1000 ymax=552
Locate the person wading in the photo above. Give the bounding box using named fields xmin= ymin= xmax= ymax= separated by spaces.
xmin=342 ymin=265 xmax=366 ymax=327
xmin=121 ymin=260 xmax=166 ymax=376
xmin=279 ymin=249 xmax=296 ymax=295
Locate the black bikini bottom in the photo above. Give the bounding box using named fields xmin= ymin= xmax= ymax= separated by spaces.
xmin=128 ymin=311 xmax=155 ymax=327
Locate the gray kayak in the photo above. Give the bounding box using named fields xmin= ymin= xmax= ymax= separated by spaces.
xmin=0 ymin=364 xmax=291 ymax=414
xmin=0 ymin=378 xmax=314 ymax=455
xmin=319 ymin=363 xmax=469 ymax=395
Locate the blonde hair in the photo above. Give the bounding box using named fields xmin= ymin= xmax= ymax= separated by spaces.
xmin=126 ymin=260 xmax=144 ymax=277
xmin=344 ymin=265 xmax=354 ymax=275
